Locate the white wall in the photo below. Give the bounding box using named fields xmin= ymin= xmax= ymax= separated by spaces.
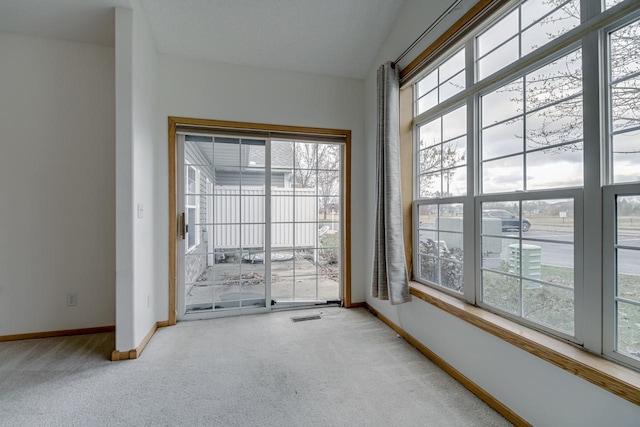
xmin=155 ymin=55 xmax=366 ymax=315
xmin=363 ymin=0 xmax=640 ymax=424
xmin=131 ymin=0 xmax=159 ymax=350
xmin=0 ymin=33 xmax=115 ymax=335
xmin=114 ymin=2 xmax=159 ymax=352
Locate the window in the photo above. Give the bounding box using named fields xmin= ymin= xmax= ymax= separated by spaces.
xmin=417 ymin=203 xmax=464 ymax=293
xmin=614 ymin=194 xmax=640 ymax=359
xmin=603 ymin=15 xmax=640 ymax=367
xmin=415 ymin=49 xmax=465 ymax=116
xmin=476 ymin=0 xmax=580 ymax=80
xmin=609 ymin=19 xmax=640 ymax=184
xmin=418 ymin=105 xmax=467 ymax=197
xmin=479 ymin=195 xmax=579 ymax=337
xmin=411 ymin=0 xmax=640 ymax=368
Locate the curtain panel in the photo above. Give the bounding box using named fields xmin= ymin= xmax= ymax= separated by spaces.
xmin=372 ymin=62 xmax=411 ymax=305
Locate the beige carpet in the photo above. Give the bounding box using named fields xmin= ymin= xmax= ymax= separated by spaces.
xmin=0 ymin=307 xmax=511 ymax=426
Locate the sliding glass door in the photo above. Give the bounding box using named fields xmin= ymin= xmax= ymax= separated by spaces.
xmin=178 ymin=132 xmax=343 ymax=319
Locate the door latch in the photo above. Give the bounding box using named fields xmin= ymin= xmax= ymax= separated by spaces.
xmin=180 ymin=212 xmax=186 ymax=240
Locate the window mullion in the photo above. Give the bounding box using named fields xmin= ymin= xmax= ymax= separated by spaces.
xmin=464 ymin=37 xmax=476 ymax=304
xmin=581 ymin=27 xmax=603 ymax=352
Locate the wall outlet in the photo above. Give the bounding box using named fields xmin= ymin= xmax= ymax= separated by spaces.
xmin=66 ymin=293 xmax=77 ymax=306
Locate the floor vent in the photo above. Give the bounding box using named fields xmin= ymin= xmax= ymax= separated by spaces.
xmin=291 ymin=315 xmax=322 ymax=323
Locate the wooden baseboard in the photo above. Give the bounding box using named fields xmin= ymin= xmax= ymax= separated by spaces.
xmin=111 ymin=320 xmax=169 ymax=362
xmin=348 ymin=301 xmax=366 ymax=308
xmin=0 ymin=325 xmax=115 ymax=342
xmin=364 ymin=303 xmax=531 ymax=427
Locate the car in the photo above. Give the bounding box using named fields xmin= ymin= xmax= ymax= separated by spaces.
xmin=482 ymin=209 xmax=531 ymax=232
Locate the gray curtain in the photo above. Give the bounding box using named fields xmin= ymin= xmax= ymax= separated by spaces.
xmin=372 ymin=62 xmax=410 ymax=305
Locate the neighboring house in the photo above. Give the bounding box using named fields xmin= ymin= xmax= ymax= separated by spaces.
xmin=184 ymin=134 xmax=317 ymax=284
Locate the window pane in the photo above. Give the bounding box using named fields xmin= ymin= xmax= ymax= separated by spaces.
xmin=417 ymin=70 xmax=437 ymax=98
xmin=417 ymin=89 xmax=438 ymax=115
xmin=482 ymin=237 xmax=520 ymax=273
xmin=606 ymin=0 xmax=625 ymax=9
xmin=441 ymin=166 xmax=466 ymax=197
xmin=419 ymin=230 xmax=438 ymax=256
xmin=419 ymin=255 xmax=440 ymax=283
xmin=526 ymin=144 xmax=583 ymax=190
xmin=439 ymin=204 xmax=463 ymax=231
xmin=478 ymin=37 xmax=520 ymax=80
xmin=523 ymin=281 xmax=574 ymax=334
xmin=612 ymin=133 xmax=640 ymax=183
xmin=416 ymin=49 xmax=466 ymax=116
xmin=617 ymin=302 xmax=640 ymax=359
xmin=419 ymin=146 xmax=441 ymax=174
xmin=214 ymin=138 xmax=240 ymax=166
xmin=482 ymin=118 xmax=524 ymax=160
xmin=481 ymin=198 xmax=576 ymax=335
xmin=186 ymin=139 xmax=213 ymax=165
xmin=610 ymin=20 xmax=640 ymax=82
xmin=442 ymin=105 xmax=467 ymax=141
xmin=526 ymin=50 xmax=582 ymax=111
xmin=242 ymin=140 xmax=266 ymax=167
xmin=439 ymin=71 xmax=465 ymax=104
xmin=521 ymin=0 xmax=559 ymax=28
xmin=618 ymin=248 xmax=640 ymax=303
xmin=419 ymin=118 xmax=441 ymax=149
xmin=617 ymin=196 xmax=640 ymax=248
xmin=526 ymin=98 xmax=583 ymax=148
xmin=521 ymin=3 xmax=580 ymax=56
xmin=440 ymin=49 xmax=465 ymax=81
xmin=611 ymin=77 xmax=640 ymax=133
xmin=295 ymin=143 xmax=317 ymax=169
xmin=419 ymin=204 xmax=438 ymax=230
xmin=442 ymin=137 xmax=466 ymax=168
xmin=272 ymin=140 xmax=294 ymax=168
xmin=523 ymin=199 xmax=574 ymax=242
xmin=522 ymin=241 xmax=574 ymax=285
xmin=318 ymin=144 xmax=341 ymax=170
xmin=482 ymin=155 xmax=524 ymax=193
xmin=477 ymin=1 xmax=580 ymax=82
xmin=416 ymin=203 xmax=464 ymax=293
xmin=477 ymin=9 xmax=519 ymax=58
xmin=482 ymin=271 xmax=520 ymax=315
xmin=482 ymin=79 xmax=523 ymax=126
xmin=420 ymin=173 xmax=441 ymax=198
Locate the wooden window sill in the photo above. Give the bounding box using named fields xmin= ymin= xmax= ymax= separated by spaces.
xmin=409 ymin=281 xmax=640 ymax=406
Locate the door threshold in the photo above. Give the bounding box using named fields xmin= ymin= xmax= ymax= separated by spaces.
xmin=270 ymin=300 xmax=341 ymax=312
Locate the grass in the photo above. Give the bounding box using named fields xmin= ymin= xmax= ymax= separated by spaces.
xmin=483 ymin=263 xmax=640 ymax=354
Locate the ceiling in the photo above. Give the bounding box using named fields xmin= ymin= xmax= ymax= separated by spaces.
xmin=0 ymin=0 xmax=408 ymax=79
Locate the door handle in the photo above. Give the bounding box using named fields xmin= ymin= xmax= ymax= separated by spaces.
xmin=180 ymin=212 xmax=186 ymax=240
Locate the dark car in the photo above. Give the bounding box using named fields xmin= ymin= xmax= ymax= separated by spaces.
xmin=482 ymin=209 xmax=531 ymax=232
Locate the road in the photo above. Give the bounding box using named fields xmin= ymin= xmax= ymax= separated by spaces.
xmin=517 ymin=230 xmax=640 ymax=276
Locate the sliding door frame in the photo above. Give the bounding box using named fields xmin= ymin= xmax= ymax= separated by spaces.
xmin=168 ymin=117 xmax=352 ymax=325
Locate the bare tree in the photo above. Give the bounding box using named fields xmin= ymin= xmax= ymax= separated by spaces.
xmin=490 ymin=0 xmax=639 ymax=153
xmin=419 ymin=139 xmax=465 ymax=197
xmin=294 ymin=143 xmax=341 ymax=220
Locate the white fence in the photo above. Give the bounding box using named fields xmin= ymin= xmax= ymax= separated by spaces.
xmin=212 ymin=187 xmax=317 ymax=249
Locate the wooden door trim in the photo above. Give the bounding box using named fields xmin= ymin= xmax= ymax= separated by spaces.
xmin=168 ymin=117 xmax=353 ymax=324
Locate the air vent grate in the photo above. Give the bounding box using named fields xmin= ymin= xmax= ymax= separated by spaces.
xmin=291 ymin=315 xmax=322 ymax=323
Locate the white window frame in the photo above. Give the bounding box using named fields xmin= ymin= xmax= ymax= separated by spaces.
xmin=603 ymin=183 xmax=640 ymax=369
xmin=601 ymin=8 xmax=640 ymax=369
xmin=475 ymin=189 xmax=584 ymax=344
xmin=410 ymin=0 xmax=640 ymax=365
